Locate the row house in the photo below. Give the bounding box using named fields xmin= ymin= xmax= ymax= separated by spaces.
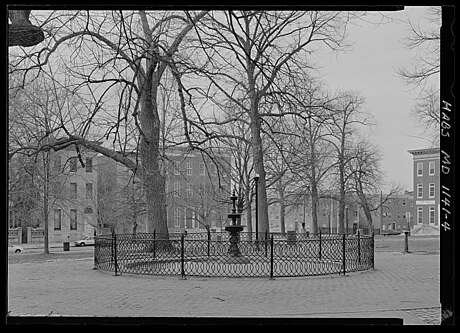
xmin=264 ymin=192 xmax=414 ymax=235
xmin=49 ymin=147 xmax=98 ymax=242
xmin=40 ymin=146 xmax=98 ymax=242
xmin=379 ymin=191 xmax=414 ymax=232
xmin=408 ymin=147 xmax=440 ymax=228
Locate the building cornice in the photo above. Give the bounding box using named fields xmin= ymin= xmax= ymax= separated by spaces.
xmin=408 ymin=147 xmax=440 ymax=156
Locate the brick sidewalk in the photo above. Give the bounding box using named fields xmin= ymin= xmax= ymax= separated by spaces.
xmin=7 ymin=251 xmax=440 ymax=324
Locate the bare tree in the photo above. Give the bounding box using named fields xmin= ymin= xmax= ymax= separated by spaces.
xmin=347 ymin=138 xmax=402 ymax=233
xmin=279 ymin=76 xmax=338 ymax=236
xmin=8 ymin=72 xmax=93 ymax=253
xmin=181 ymin=10 xmax=355 ymax=236
xmin=410 ymin=86 xmax=440 ymax=145
xmin=397 ymin=6 xmax=441 ymax=146
xmin=324 ymin=92 xmax=372 ymax=234
xmin=9 ymin=10 xmax=208 ymax=237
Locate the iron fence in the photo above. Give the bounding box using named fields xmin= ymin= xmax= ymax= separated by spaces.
xmin=94 ymin=231 xmax=374 ymax=278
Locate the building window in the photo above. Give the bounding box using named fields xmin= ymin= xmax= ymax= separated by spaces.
xmin=70 ymin=157 xmax=77 ymax=172
xmin=417 ymin=184 xmax=423 ymax=199
xmin=70 ymin=183 xmax=77 ymax=199
xmin=186 ymin=161 xmax=192 ymax=176
xmin=187 ymin=183 xmax=193 ymax=198
xmin=429 ymin=207 xmax=435 ymax=224
xmin=86 ymin=157 xmax=93 ymax=173
xmin=174 ymin=161 xmax=180 ymax=175
xmin=70 ymin=209 xmax=77 ymax=230
xmin=174 ymin=182 xmax=180 ymax=197
xmin=54 ymin=209 xmax=62 ymax=230
xmin=417 ymin=162 xmax=423 ymax=176
xmin=429 ymin=161 xmax=435 ymax=175
xmin=200 ymin=162 xmax=206 ymax=176
xmin=429 ymin=183 xmax=435 ymax=198
xmin=417 ymin=207 xmax=423 ymax=224
xmin=86 ymin=183 xmax=93 ymax=199
xmin=402 ymin=200 xmax=406 ymax=206
xmin=174 ymin=208 xmax=180 ymax=227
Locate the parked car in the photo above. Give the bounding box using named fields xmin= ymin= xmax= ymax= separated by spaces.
xmin=8 ymin=244 xmax=24 ymax=253
xmin=74 ymin=236 xmax=95 ymax=247
xmin=382 ymin=230 xmax=401 ymax=236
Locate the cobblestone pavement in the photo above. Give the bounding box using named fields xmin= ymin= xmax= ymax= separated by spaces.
xmin=7 ymin=250 xmax=440 ymax=325
xmin=403 ymin=307 xmax=441 ymax=325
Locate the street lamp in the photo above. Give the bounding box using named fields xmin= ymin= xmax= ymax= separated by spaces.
xmin=253 ymin=173 xmax=260 ymax=249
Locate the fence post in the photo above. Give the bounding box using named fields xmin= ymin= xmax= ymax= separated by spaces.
xmin=404 ymin=230 xmax=409 ymax=253
xmin=264 ymin=230 xmax=268 ymax=257
xmin=342 ymin=233 xmax=346 ymax=276
xmin=269 ymin=235 xmax=274 ymax=280
xmin=180 ymin=234 xmax=187 ymax=280
xmin=93 ymin=229 xmax=97 ymax=270
xmin=207 ymin=227 xmax=211 ymax=257
xmin=318 ymin=230 xmax=322 ymax=260
xmin=153 ymin=229 xmax=156 ymax=259
xmin=113 ymin=230 xmax=119 ymax=276
xmin=371 ymin=232 xmax=375 ymax=269
xmin=357 ymin=230 xmax=361 ymax=264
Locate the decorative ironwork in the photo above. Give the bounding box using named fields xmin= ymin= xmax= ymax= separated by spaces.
xmin=94 ymin=231 xmax=374 ymax=278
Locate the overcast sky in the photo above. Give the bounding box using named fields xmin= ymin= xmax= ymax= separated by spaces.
xmin=313 ymin=6 xmax=439 ymax=193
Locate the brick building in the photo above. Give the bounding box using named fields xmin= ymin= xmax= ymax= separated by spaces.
xmin=265 ymin=197 xmax=375 ymax=234
xmin=48 ymin=147 xmax=99 ymax=242
xmin=164 ymin=147 xmax=232 ymax=233
xmin=39 ymin=146 xmax=98 ymax=242
xmin=95 ymin=147 xmax=232 ymax=234
xmin=408 ymin=147 xmax=440 ymax=230
xmin=379 ymin=191 xmax=414 ymax=232
xmin=263 ymin=191 xmax=414 ymax=236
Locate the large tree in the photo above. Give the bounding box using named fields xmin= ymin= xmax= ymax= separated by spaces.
xmin=179 ymin=10 xmax=356 ymax=236
xmin=324 ymin=92 xmax=371 ymax=234
xmin=9 ymin=10 xmax=207 ymax=236
xmin=347 ymin=138 xmax=401 ymax=233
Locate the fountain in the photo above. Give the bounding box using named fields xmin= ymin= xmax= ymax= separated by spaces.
xmin=224 ymin=189 xmax=251 ymax=263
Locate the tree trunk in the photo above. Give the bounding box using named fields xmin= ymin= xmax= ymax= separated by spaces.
xmin=253 ymin=134 xmax=270 ymax=237
xmin=43 ymin=151 xmax=50 ymax=254
xmin=139 ymin=75 xmax=168 ymax=236
xmin=338 ymin=158 xmax=346 ymax=234
xmin=311 ymin=193 xmax=318 ymax=235
xmin=360 ymin=198 xmax=374 ymax=234
xmin=43 ymin=186 xmax=49 ymax=254
xmin=309 ymin=121 xmax=319 ymax=235
xmin=247 ymin=66 xmax=269 ymax=237
xmin=8 ymin=10 xmax=44 ymax=47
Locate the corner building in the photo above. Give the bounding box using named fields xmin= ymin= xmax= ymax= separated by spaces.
xmin=408 ymin=147 xmax=440 ymax=229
